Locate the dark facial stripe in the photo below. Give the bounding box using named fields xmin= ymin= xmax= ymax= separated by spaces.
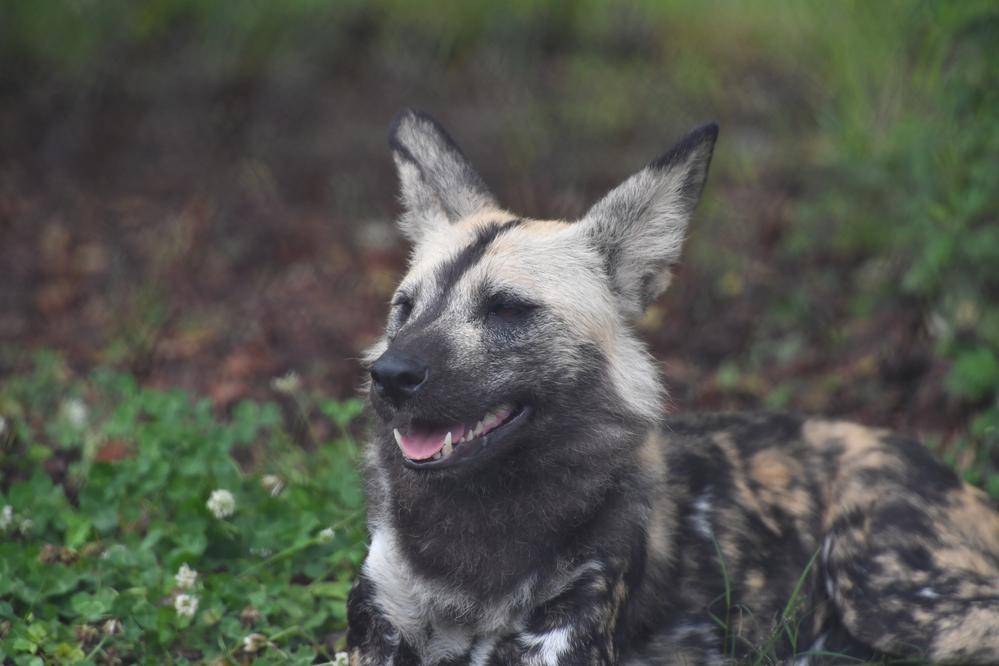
xmin=434 ymin=218 xmax=523 ymax=293
xmin=402 ymin=219 xmax=523 ymax=332
xmin=404 ymin=219 xmax=524 ymax=324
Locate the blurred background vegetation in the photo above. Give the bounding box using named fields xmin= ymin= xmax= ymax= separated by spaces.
xmin=0 ymin=0 xmax=997 ymax=661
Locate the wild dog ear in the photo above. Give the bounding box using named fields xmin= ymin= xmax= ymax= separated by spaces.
xmin=579 ymin=122 xmax=718 ymax=318
xmin=388 ymin=109 xmax=498 ymax=242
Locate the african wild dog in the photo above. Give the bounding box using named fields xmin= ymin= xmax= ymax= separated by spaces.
xmin=346 ymin=109 xmax=999 ymax=664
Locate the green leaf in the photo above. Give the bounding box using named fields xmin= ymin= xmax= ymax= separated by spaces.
xmin=64 ymin=517 xmax=92 ymax=549
xmin=70 ymin=588 xmax=117 ymax=621
xmin=12 ymin=637 xmax=37 ymax=654
xmin=946 ymin=347 xmax=999 ymax=401
xmin=25 ymin=623 xmax=47 ymax=643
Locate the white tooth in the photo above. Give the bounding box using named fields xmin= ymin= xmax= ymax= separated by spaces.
xmin=393 ymin=428 xmax=404 ymax=450
xmin=432 ymin=451 xmax=442 ymax=460
xmin=444 ymin=431 xmax=452 ymax=447
xmin=473 ymin=421 xmax=484 ymax=436
xmin=443 ymin=440 xmax=453 ymax=457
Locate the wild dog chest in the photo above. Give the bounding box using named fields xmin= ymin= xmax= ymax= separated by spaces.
xmin=352 ymin=526 xmax=620 ymax=665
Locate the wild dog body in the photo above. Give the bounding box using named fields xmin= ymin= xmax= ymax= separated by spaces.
xmin=347 ymin=110 xmax=999 ymax=664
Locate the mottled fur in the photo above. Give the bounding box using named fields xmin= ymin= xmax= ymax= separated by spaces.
xmin=347 ymin=110 xmax=999 ymax=664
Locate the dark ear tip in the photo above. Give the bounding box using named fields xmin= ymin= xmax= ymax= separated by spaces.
xmin=388 ymin=108 xmax=417 ymax=136
xmin=648 ymin=121 xmax=719 ymax=171
xmin=694 ymin=121 xmax=720 ymax=144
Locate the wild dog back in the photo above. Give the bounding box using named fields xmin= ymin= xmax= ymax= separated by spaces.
xmin=624 ymin=413 xmax=999 ymax=663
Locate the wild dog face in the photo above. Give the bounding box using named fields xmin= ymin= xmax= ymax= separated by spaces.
xmin=366 ymin=110 xmax=717 ymax=479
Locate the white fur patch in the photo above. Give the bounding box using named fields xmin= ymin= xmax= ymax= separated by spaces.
xmin=692 ymin=488 xmax=714 ymax=539
xmin=667 ymin=621 xmax=716 ymax=641
xmin=518 ymin=625 xmax=573 ymax=665
xmin=918 ymin=587 xmax=940 ymax=599
xmin=468 ymin=635 xmax=499 ymax=666
xmin=364 ymin=528 xmax=428 ymax=643
xmin=821 ymin=535 xmax=837 ymax=600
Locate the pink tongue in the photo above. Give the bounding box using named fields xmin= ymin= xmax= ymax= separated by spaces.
xmin=400 ymin=424 xmax=466 ymax=460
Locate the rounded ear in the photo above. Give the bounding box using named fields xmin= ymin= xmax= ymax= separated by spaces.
xmin=389 ymin=109 xmax=498 ymax=243
xmin=579 ymin=122 xmax=718 ymax=319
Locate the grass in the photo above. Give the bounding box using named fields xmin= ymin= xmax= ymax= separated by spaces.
xmin=0 ymin=352 xmax=365 ymax=664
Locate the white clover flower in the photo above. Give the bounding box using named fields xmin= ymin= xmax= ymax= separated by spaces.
xmin=18 ymin=518 xmax=33 ymax=534
xmin=0 ymin=505 xmax=12 ymax=531
xmin=333 ymin=651 xmax=349 ymax=666
xmin=102 ymin=618 xmax=123 ymax=636
xmin=63 ymin=398 xmax=89 ymax=429
xmin=270 ymin=371 xmax=301 ymax=395
xmin=174 ymin=593 xmax=199 ymax=618
xmin=261 ymin=474 xmax=284 ymax=497
xmin=206 ymin=489 xmax=236 ymax=519
xmin=242 ymin=632 xmax=268 ymax=653
xmin=318 ymin=527 xmax=336 ymax=543
xmin=175 ymin=563 xmax=198 ymax=589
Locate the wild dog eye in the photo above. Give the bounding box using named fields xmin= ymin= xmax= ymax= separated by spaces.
xmin=391 ymin=295 xmax=413 ymax=325
xmin=486 ymin=295 xmax=536 ymax=323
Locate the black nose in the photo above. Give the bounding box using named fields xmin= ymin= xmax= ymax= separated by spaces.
xmin=370 ymin=352 xmax=428 ymax=404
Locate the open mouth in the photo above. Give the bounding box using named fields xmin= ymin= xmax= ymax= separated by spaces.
xmin=393 ymin=403 xmax=530 ymax=469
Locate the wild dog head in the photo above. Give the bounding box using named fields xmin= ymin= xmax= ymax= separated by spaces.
xmin=366 ymin=109 xmax=717 ymax=478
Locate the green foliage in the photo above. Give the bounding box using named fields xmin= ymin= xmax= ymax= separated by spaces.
xmin=788 ymin=1 xmax=999 ymax=491
xmin=0 ymin=353 xmax=365 ymax=663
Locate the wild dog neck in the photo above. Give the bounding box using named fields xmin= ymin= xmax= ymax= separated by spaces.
xmin=375 ymin=423 xmax=654 ymax=602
